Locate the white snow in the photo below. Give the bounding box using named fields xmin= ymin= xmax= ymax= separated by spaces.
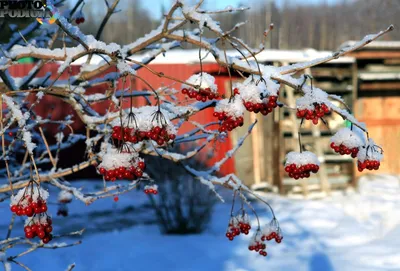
xmin=182 ymin=73 xmax=217 ymax=92
xmin=215 ymin=97 xmax=245 ymax=119
xmin=357 ymin=138 xmax=384 ymax=163
xmin=117 ymin=61 xmax=136 ymax=75
xmin=111 ymin=106 xmax=177 ymax=135
xmin=1 ymin=175 xmax=400 ymax=271
xmin=98 ymin=145 xmax=141 ymax=170
xmin=285 ymin=151 xmax=320 ymax=166
xmin=10 ymin=186 xmax=49 ymax=207
xmin=57 ymin=190 xmax=73 ymax=203
xmin=296 ymin=88 xmax=330 ymax=110
xmin=330 ymin=128 xmax=365 ymax=148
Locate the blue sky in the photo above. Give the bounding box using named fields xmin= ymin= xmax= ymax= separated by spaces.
xmin=141 ymin=0 xmax=340 ymax=19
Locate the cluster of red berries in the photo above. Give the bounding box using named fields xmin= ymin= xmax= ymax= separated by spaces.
xmin=330 ymin=142 xmax=359 ymax=158
xmin=144 ymin=185 xmax=158 ymax=195
xmin=181 ymin=88 xmax=218 ymax=102
xmin=112 ymin=126 xmax=176 ymax=146
xmin=248 ymin=241 xmax=267 ymax=257
xmin=10 ymin=198 xmax=48 ymax=217
xmin=24 ymin=216 xmax=53 ymax=243
xmin=75 ymin=17 xmax=85 ymax=24
xmin=234 ymin=88 xmax=279 ymax=116
xmin=357 ymin=160 xmax=381 ymax=172
xmin=285 ymin=163 xmax=320 ymax=179
xmin=98 ymin=161 xmax=145 ymax=181
xmin=261 ymin=230 xmax=283 ymax=243
xmin=225 ymin=217 xmax=251 ymax=241
xmin=243 ymin=96 xmax=278 ymax=116
xmin=296 ymin=103 xmax=330 ymax=124
xmin=213 ymin=112 xmax=244 ymax=133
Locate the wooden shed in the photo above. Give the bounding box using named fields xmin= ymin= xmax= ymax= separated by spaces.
xmin=345 ymin=41 xmax=400 ymax=177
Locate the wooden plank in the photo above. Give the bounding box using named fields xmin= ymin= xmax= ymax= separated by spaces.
xmin=349 ymin=51 xmax=400 ymax=59
xmin=311 ymin=68 xmax=353 ymax=78
xmin=360 ymin=82 xmax=400 ymax=91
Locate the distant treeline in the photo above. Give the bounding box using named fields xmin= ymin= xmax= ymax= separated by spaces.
xmin=1 ymin=0 xmax=398 ymax=50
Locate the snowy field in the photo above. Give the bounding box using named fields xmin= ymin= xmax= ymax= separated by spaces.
xmin=1 ymin=174 xmax=400 ymax=271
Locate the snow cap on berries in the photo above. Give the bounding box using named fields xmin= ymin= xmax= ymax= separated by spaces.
xmin=285 ymin=151 xmax=320 ymax=166
xmin=357 ymin=138 xmax=383 ymax=163
xmin=98 ymin=146 xmax=141 ymax=170
xmin=215 ymin=97 xmax=245 ymax=119
xmin=249 ymin=231 xmax=263 ymax=245
xmin=330 ymin=127 xmax=364 ymax=148
xmin=182 ymin=73 xmax=217 ymax=93
xmin=57 ymin=190 xmax=73 ymax=203
xmin=110 ymin=106 xmax=176 ymax=135
xmin=236 ymin=76 xmax=279 ymax=104
xmin=11 ymin=186 xmax=49 ymax=207
xmin=24 ymin=213 xmax=51 ymax=226
xmin=296 ymin=89 xmax=329 ymax=111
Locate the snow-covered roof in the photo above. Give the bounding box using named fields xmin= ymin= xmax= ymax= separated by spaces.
xmin=359 ymin=72 xmax=400 ymax=81
xmin=71 ymin=48 xmax=355 ymax=66
xmin=340 ymin=40 xmax=400 ymax=50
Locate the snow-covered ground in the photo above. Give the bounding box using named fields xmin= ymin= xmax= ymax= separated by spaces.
xmin=1 ymin=174 xmax=400 ymax=271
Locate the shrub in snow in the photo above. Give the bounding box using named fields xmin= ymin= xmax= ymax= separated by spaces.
xmin=284 ymin=151 xmax=320 ymax=179
xmin=143 ymin=149 xmax=217 ymax=234
xmin=330 ymin=127 xmax=364 ymax=158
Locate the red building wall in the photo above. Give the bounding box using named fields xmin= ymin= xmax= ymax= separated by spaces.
xmin=6 ymin=63 xmax=235 ymax=175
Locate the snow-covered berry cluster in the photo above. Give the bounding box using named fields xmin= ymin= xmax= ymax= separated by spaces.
xmin=144 ymin=184 xmax=158 ymax=195
xmin=57 ymin=190 xmax=73 ymax=204
xmin=214 ymin=98 xmax=245 ymax=133
xmin=10 ymin=186 xmax=49 ymax=217
xmin=111 ymin=107 xmax=177 ymax=146
xmin=235 ymin=78 xmax=280 ymax=116
xmin=296 ymin=103 xmax=330 ymax=124
xmin=261 ymin=224 xmax=283 ymax=243
xmin=248 ymin=219 xmax=283 ymax=257
xmin=296 ymin=91 xmax=331 ymax=124
xmin=112 ymin=125 xmax=176 ymax=146
xmin=243 ymin=95 xmax=278 ymax=115
xmin=97 ymin=147 xmax=145 ymax=181
xmin=248 ymin=234 xmax=268 ymax=257
xmin=24 ymin=214 xmax=53 ymax=243
xmin=75 ymin=17 xmax=85 ymax=24
xmin=357 ymin=139 xmax=383 ymax=172
xmin=284 ymin=151 xmax=320 ymax=179
xmin=330 ymin=128 xmax=364 ymax=158
xmin=225 ymin=213 xmax=251 ymax=241
xmin=75 ymin=12 xmax=85 ymax=24
xmin=181 ymin=73 xmax=218 ymax=102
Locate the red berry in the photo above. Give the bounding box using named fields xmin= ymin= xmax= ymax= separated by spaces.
xmin=25 ymin=231 xmax=34 ymax=239
xmin=10 ymin=205 xmax=18 ymax=213
xmin=38 ymin=230 xmax=46 ymax=239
